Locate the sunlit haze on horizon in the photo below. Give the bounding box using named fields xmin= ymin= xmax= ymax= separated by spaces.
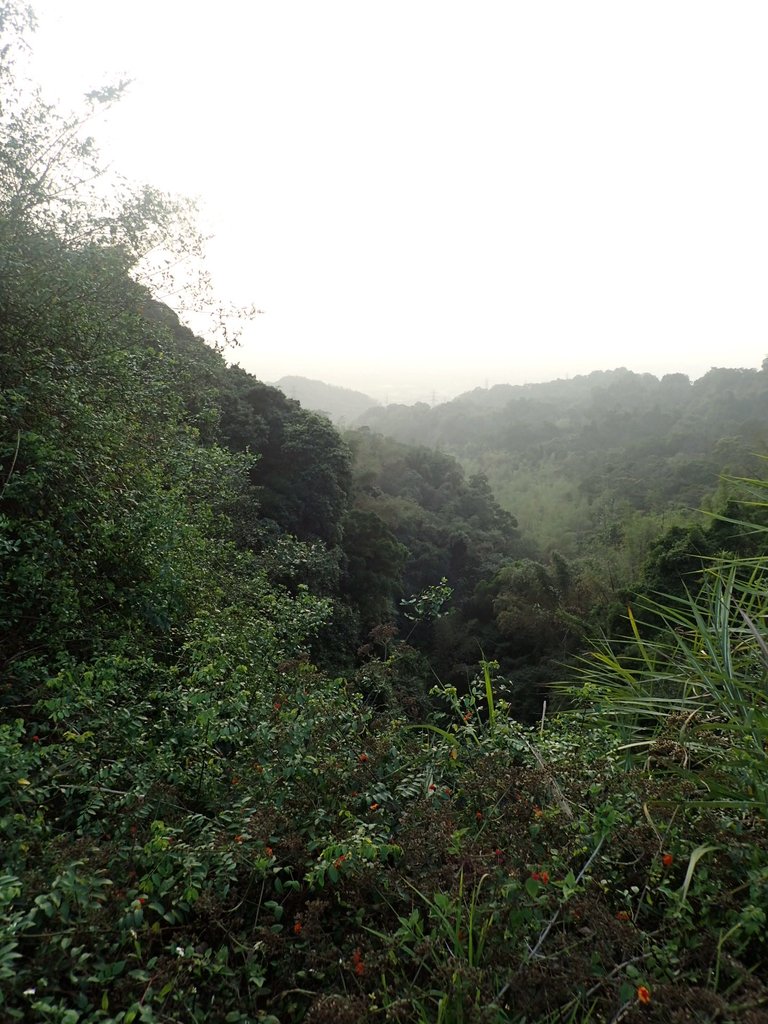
xmin=25 ymin=1 xmax=768 ymax=404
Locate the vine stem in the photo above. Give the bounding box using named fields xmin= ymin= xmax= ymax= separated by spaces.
xmin=1 ymin=429 xmax=21 ymax=499
xmin=497 ymin=836 xmax=606 ymax=1003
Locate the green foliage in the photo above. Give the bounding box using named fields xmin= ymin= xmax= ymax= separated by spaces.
xmin=220 ymin=375 xmax=352 ymax=546
xmin=356 ymin=366 xmax=768 ymax=607
xmin=342 ymin=507 xmax=407 ymax=628
xmin=344 ymin=429 xmax=543 ymax=686
xmin=3 ymin=9 xmax=768 ymax=1022
xmin=346 ymin=428 xmax=525 ymax=604
xmin=401 ymin=577 xmax=454 ymax=624
xmin=566 ymin=470 xmax=768 ymax=819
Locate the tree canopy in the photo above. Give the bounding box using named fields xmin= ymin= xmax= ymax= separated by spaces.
xmin=2 ymin=8 xmax=768 ymax=1021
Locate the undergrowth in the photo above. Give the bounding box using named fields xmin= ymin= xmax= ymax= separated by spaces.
xmin=3 ymin=588 xmax=768 ymax=1023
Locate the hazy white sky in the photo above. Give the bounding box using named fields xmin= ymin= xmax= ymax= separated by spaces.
xmin=25 ymin=1 xmax=768 ymax=402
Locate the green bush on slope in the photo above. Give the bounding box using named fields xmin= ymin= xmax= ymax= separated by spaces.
xmin=2 ymin=5 xmax=768 ymax=1020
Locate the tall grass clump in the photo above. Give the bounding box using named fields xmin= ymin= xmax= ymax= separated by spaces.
xmin=570 ymin=470 xmax=768 ymax=817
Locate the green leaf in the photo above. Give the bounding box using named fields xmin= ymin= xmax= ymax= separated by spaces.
xmin=679 ymin=844 xmax=718 ymax=904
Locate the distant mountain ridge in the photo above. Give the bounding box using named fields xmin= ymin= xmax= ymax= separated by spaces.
xmin=352 ymin=363 xmax=768 ymax=555
xmin=273 ymin=375 xmax=379 ymax=424
xmin=353 ymin=365 xmax=768 ymax=452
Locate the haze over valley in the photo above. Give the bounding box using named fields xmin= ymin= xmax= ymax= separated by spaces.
xmin=24 ymin=0 xmax=768 ymax=397
xmin=4 ymin=3 xmax=768 ymax=1021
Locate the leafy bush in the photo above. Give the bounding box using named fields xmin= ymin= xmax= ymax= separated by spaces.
xmin=2 ymin=6 xmax=768 ymax=1020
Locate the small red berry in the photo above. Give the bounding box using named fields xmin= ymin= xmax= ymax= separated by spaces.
xmin=351 ymin=947 xmax=365 ymax=975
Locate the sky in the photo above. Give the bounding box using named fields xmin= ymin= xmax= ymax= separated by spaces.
xmin=22 ymin=1 xmax=768 ymax=403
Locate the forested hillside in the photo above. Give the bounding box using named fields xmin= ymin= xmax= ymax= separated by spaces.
xmin=2 ymin=6 xmax=768 ymax=1022
xmin=273 ymin=376 xmax=379 ymax=426
xmin=356 ymin=366 xmax=768 ymax=559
